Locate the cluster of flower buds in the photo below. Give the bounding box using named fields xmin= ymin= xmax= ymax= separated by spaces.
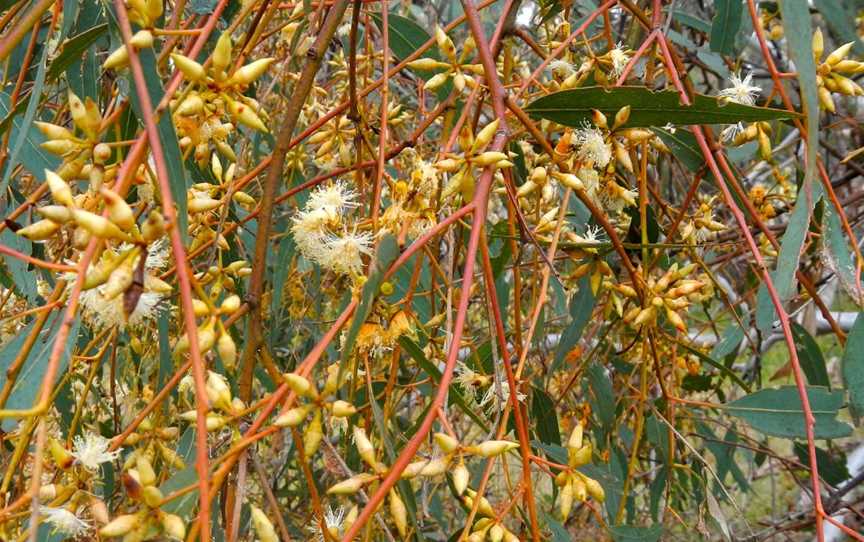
xmin=729 ymin=121 xmax=773 ymax=160
xmin=179 ymin=371 xmax=244 ymax=430
xmin=620 ymin=263 xmax=705 ymax=332
xmin=465 ymin=512 xmax=520 ymax=542
xmin=102 ymin=0 xmax=163 ymax=69
xmin=408 ymin=27 xmax=484 ymax=92
xmin=192 ymin=260 xmax=252 ymax=296
xmin=98 ymin=454 xmax=186 ymax=540
xmin=556 ymin=423 xmax=605 ymax=521
xmin=167 ymin=32 xmax=273 ymax=165
xmin=680 ymin=195 xmax=726 ymax=244
xmin=437 ymin=120 xmax=513 ymax=201
xmin=307 ymin=115 xmax=357 ymax=169
xmin=813 ymin=28 xmax=864 ymax=112
xmin=275 ymin=364 xmax=358 ymax=458
xmin=328 ymin=431 xmax=518 ymax=499
xmin=173 ymin=290 xmax=240 ymax=367
xmin=120 ymin=418 xmax=185 ymax=469
xmin=36 ymin=92 xmax=112 ymax=183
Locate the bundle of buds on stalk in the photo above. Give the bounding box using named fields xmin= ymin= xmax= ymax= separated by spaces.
xmin=567 ymin=226 xmax=614 ymax=295
xmin=192 ymin=260 xmax=252 ymax=295
xmin=118 ymin=418 xmax=186 ymax=469
xmin=327 ymin=431 xmax=518 ymax=536
xmin=407 ymin=27 xmax=484 ymax=93
xmin=306 ymin=114 xmax=357 ymax=169
xmin=101 ymin=0 xmax=163 ymax=71
xmin=464 ymin=513 xmax=521 ymax=542
xmin=274 ymin=364 xmax=359 ymax=458
xmin=679 ymin=195 xmax=727 ymax=245
xmin=556 ymin=423 xmax=605 ymax=521
xmin=812 ymin=28 xmax=864 ymax=112
xmin=165 ymin=31 xmax=274 ymax=166
xmin=436 ymin=119 xmax=513 ymax=202
xmin=36 ymin=91 xmax=113 ymax=184
xmin=178 ymin=370 xmax=244 ymax=430
xmin=618 ymin=263 xmax=707 ymax=332
xmin=97 ymin=454 xmax=186 ymax=540
xmin=726 ymin=121 xmax=774 ymax=161
xmin=173 ymin=292 xmax=241 ymax=370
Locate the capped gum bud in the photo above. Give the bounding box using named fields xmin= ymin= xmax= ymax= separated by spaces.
xmin=473 ymin=151 xmax=509 ymax=167
xmin=568 ymin=442 xmax=592 ymax=467
xmin=46 ymin=169 xmax=74 ymax=206
xmin=331 ymin=400 xmax=357 ymax=417
xmin=161 ymin=513 xmax=186 ymax=540
xmin=424 ymin=72 xmax=449 ymax=91
xmin=17 ymin=219 xmax=61 ymax=241
xmin=434 ymin=432 xmax=459 ymax=453
xmin=36 ymin=205 xmax=72 ymax=224
xmin=567 ymin=423 xmax=583 ymax=451
xmin=273 ymin=404 xmax=312 ymax=427
xmin=389 ymin=490 xmax=408 ymax=537
xmin=614 ymin=105 xmax=631 ymax=128
xmin=250 ymin=506 xmax=278 ymax=542
xmin=72 ymin=209 xmax=132 ymax=241
xmin=418 ymin=457 xmax=449 ymax=477
xmin=175 ymin=94 xmax=204 ymax=116
xmin=217 ymin=333 xmax=237 ymax=370
xmin=559 ymin=479 xmax=574 ymax=520
xmin=473 ymin=119 xmax=500 ymax=152
xmin=206 ymin=371 xmax=233 ymax=411
xmin=171 ymin=53 xmax=206 ymax=81
xmin=99 ymin=514 xmax=139 ymax=537
xmin=212 ymin=32 xmax=232 ymax=78
xmin=327 ymin=473 xmax=376 ymax=495
xmin=220 ymin=294 xmax=241 ymax=313
xmin=353 ymin=426 xmax=378 ymax=469
xmin=303 ymin=411 xmax=323 ymax=458
xmin=453 ymin=460 xmax=469 ymax=495
xmin=406 ymin=58 xmax=449 ymax=70
xmin=227 ymin=98 xmax=268 ymax=132
xmin=142 ymin=485 xmax=163 ymax=507
xmin=188 ymin=196 xmax=222 ymax=213
xmin=130 ymin=29 xmax=154 ymax=49
xmin=35 ymin=121 xmax=73 ymax=140
xmin=467 ymin=440 xmax=519 ymax=458
xmin=232 ymin=191 xmax=255 ymax=206
xmin=284 ymin=373 xmax=317 ymax=398
xmin=100 ymin=188 xmax=135 ymax=230
xmin=228 ymin=58 xmax=275 ymax=86
xmin=826 ymin=42 xmax=855 ymax=66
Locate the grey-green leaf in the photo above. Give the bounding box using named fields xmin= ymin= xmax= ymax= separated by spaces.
xmin=525 ymin=86 xmax=800 ymax=128
xmin=709 ymin=0 xmax=743 ymax=55
xmin=725 ymin=386 xmax=851 ymax=439
xmin=842 ymin=312 xmax=864 ymax=419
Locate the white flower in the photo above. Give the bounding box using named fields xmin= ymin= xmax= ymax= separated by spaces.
xmin=720 ymin=122 xmax=745 ymax=142
xmin=479 ymin=382 xmax=526 ymax=412
xmin=319 ymin=229 xmax=373 ymax=275
xmin=71 ymin=432 xmax=120 ymax=471
xmin=549 ymin=59 xmax=576 ymax=78
xmin=454 ymin=361 xmax=479 ymax=394
xmin=40 ymin=506 xmax=90 ymax=537
xmin=306 ymin=181 xmax=358 ymax=215
xmin=609 ymin=43 xmax=631 ymax=77
xmin=574 ymin=224 xmax=606 ymax=245
xmin=576 ymin=123 xmax=612 ymax=168
xmin=717 ymin=72 xmax=761 ymax=106
xmin=307 ymin=506 xmax=346 ymax=542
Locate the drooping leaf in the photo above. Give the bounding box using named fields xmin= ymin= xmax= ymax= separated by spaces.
xmin=525 ymin=86 xmax=800 ymax=128
xmin=0 ymin=316 xmax=81 ymax=431
xmin=842 ymin=312 xmax=864 ymax=419
xmin=790 ymin=322 xmax=830 ymax=388
xmin=822 ymin=203 xmax=861 ymax=305
xmin=709 ymin=0 xmax=743 ymax=55
xmin=711 ymin=324 xmax=744 ymax=360
xmin=586 ymin=362 xmax=615 ymax=430
xmin=552 ymin=277 xmax=595 ymax=370
xmin=126 ymin=47 xmax=189 ymax=241
xmin=47 ymin=23 xmax=108 ymax=80
xmin=531 ymin=386 xmax=560 ymax=446
xmin=755 ymin=185 xmax=822 ymax=333
xmin=725 ymin=386 xmax=851 ymax=439
xmin=793 ymin=443 xmax=849 ymax=486
xmin=778 ymin=0 xmax=819 ymax=187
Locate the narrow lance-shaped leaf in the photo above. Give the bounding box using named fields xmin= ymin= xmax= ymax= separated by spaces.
xmin=525 ymin=86 xmax=800 ymax=128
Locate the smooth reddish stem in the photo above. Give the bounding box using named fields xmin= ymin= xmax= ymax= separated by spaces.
xmin=112 ymin=2 xmax=212 ymax=539
xmin=656 ymin=33 xmax=827 ymax=541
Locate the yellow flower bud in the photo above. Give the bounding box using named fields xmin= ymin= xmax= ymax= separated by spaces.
xmin=212 ymin=32 xmax=232 ymax=79
xmin=160 ymin=513 xmax=186 ymax=540
xmin=228 ymin=58 xmax=275 ymax=86
xmin=45 ymin=169 xmax=74 ymax=206
xmin=389 ymin=490 xmax=408 ymax=537
xmin=100 ymin=188 xmax=135 ymax=231
xmin=16 ymin=219 xmax=61 ymax=241
xmin=217 ymin=333 xmax=237 ymax=370
xmin=36 ymin=205 xmax=72 ymax=224
xmin=72 ymin=209 xmax=132 ymax=241
xmin=331 ymin=400 xmax=357 ymax=417
xmin=99 ymin=514 xmax=139 ymax=537
xmin=303 ymin=410 xmax=323 ymax=458
xmin=466 ymin=440 xmax=519 ymax=458
xmin=284 ymin=373 xmax=317 ymax=398
xmin=274 ymin=404 xmax=312 ymax=428
xmin=434 ymin=432 xmax=460 ymax=453
xmin=170 ymin=53 xmax=206 ymax=81
xmin=327 ymin=473 xmax=376 ymax=495
xmin=250 ymin=506 xmax=278 ymax=542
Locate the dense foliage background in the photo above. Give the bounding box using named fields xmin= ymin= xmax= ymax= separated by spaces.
xmin=0 ymin=0 xmax=863 ymax=540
